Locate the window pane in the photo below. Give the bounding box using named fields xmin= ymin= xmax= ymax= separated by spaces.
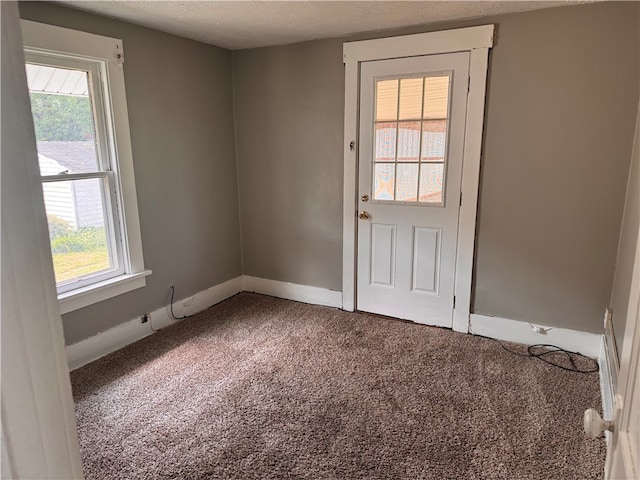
xmin=26 ymin=63 xmax=100 ymax=174
xmin=374 ymin=122 xmax=397 ymax=162
xmin=421 ymin=120 xmax=447 ymax=161
xmin=374 ymin=164 xmax=395 ymax=201
xmin=398 ymin=78 xmax=423 ymax=120
xmin=396 ymin=164 xmax=419 ymax=202
xmin=375 ymin=80 xmax=398 ymax=121
xmin=43 ymin=178 xmax=117 ymax=285
xmin=26 ymin=64 xmax=89 ymax=96
xmin=419 ymin=164 xmax=444 ymax=204
xmin=423 ymin=76 xmax=449 ymax=119
xmin=397 ymin=121 xmax=421 ymax=162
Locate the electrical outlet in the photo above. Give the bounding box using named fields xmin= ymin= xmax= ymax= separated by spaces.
xmin=141 ymin=314 xmax=149 ymax=324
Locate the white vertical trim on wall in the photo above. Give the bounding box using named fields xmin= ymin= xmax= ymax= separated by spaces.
xmin=1 ymin=3 xmax=83 ymax=478
xmin=605 ymin=101 xmax=640 ymax=480
xmin=342 ymin=55 xmax=359 ymax=312
xmin=342 ymin=25 xmax=494 ymax=328
xmin=452 ymin=48 xmax=490 ymax=333
xmin=599 ymin=336 xmax=616 ymax=423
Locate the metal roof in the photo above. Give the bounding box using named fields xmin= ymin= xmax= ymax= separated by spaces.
xmin=26 ymin=63 xmax=89 ymax=96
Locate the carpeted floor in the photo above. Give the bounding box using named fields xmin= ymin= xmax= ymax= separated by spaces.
xmin=71 ymin=293 xmax=606 ymax=479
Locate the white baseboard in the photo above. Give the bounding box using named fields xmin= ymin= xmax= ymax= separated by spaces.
xmin=68 ymin=279 xmax=608 ymax=380
xmin=150 ymin=276 xmax=244 ymax=330
xmin=66 ymin=315 xmax=152 ymax=371
xmin=66 ymin=276 xmax=243 ymax=370
xmin=469 ymin=313 xmax=602 ymax=359
xmin=66 ymin=275 xmax=342 ymax=370
xmin=242 ymin=275 xmax=342 ymax=308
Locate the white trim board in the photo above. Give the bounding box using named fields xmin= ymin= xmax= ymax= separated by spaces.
xmin=66 ymin=276 xmax=243 ymax=370
xmin=342 ymin=25 xmax=494 ymax=334
xmin=469 ymin=313 xmax=602 ymax=359
xmin=599 ymin=337 xmax=616 ymax=426
xmin=242 ymin=275 xmax=342 ymax=308
xmin=342 ymin=25 xmax=494 ymax=62
xmin=600 ymin=309 xmax=619 ymax=422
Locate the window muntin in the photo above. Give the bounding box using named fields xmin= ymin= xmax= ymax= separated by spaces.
xmin=372 ymin=73 xmax=451 ymax=204
xmin=26 ymin=52 xmax=125 ymax=293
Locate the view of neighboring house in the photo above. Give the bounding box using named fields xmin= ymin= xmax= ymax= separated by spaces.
xmin=38 ymin=140 xmax=104 ymax=231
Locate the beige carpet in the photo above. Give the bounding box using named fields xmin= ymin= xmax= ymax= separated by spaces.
xmin=71 ymin=293 xmax=606 ymax=479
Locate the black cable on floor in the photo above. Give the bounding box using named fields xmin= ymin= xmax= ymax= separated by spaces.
xmin=475 ymin=334 xmax=599 ymax=374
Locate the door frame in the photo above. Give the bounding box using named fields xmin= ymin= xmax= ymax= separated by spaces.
xmin=342 ymin=25 xmax=494 ymax=333
xmin=605 ymin=101 xmax=640 ymax=480
xmin=1 ymin=3 xmax=83 ymax=477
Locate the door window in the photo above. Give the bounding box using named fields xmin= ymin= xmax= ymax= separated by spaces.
xmin=373 ymin=75 xmax=450 ymax=204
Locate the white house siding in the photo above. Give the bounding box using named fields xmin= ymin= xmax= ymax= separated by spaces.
xmin=37 ymin=144 xmax=104 ymax=230
xmin=39 ymin=155 xmax=76 ymax=228
xmin=73 ymin=180 xmax=104 ymax=229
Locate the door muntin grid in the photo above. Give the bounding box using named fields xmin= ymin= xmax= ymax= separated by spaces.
xmin=372 ymin=72 xmax=452 ymax=206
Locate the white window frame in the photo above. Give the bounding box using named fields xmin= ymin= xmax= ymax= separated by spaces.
xmin=27 ymin=53 xmax=127 ymax=293
xmin=21 ymin=20 xmax=151 ymax=314
xmin=342 ymin=25 xmax=493 ymax=333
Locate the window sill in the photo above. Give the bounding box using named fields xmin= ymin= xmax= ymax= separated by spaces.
xmin=58 ymin=270 xmax=152 ymax=315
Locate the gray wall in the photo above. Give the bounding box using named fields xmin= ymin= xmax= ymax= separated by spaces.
xmin=472 ymin=2 xmax=638 ymax=332
xmin=233 ymin=2 xmax=640 ymax=333
xmin=18 ymin=1 xmax=640 ymax=343
xmin=233 ymin=40 xmax=345 ymax=289
xmin=20 ymin=2 xmax=242 ymax=344
xmin=610 ymin=105 xmax=640 ymax=356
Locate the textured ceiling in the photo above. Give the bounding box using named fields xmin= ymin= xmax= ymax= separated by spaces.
xmin=57 ymin=1 xmax=583 ymax=50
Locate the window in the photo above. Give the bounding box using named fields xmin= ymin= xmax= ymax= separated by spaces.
xmin=373 ymin=74 xmax=451 ymax=204
xmin=21 ymin=20 xmax=150 ymax=314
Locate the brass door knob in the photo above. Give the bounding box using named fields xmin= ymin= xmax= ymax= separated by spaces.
xmin=359 ymin=211 xmax=370 ymax=220
xmin=361 ymin=194 xmax=369 ymax=202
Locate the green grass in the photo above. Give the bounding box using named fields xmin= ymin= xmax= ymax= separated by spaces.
xmin=46 ymin=217 xmax=112 ymax=284
xmin=52 ymin=248 xmax=110 ymax=284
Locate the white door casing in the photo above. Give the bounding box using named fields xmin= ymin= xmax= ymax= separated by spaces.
xmin=1 ymin=3 xmax=84 ymax=478
xmin=606 ymin=222 xmax=640 ymax=480
xmin=342 ymin=25 xmax=494 ymax=332
xmin=605 ymin=102 xmax=640 ymax=480
xmin=357 ymin=53 xmax=469 ymax=326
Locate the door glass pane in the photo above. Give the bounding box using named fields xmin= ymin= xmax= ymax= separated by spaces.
xmin=419 ymin=164 xmax=444 ymax=204
xmin=375 ymin=79 xmax=398 ymax=121
xmin=42 ymin=178 xmax=117 ymax=285
xmin=374 ymin=164 xmax=395 ymax=200
xmin=372 ymin=73 xmax=450 ymax=205
xmin=26 ymin=63 xmax=100 ymax=174
xmin=374 ymin=122 xmax=397 ymax=162
xmin=396 ymin=164 xmax=419 ymax=201
xmin=397 ymin=122 xmax=420 ymax=162
xmin=424 ymin=76 xmax=449 ymax=119
xmin=398 ymin=78 xmax=423 ymax=120
xmin=421 ymin=120 xmax=447 ymax=161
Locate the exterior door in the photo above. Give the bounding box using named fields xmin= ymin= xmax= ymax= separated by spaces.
xmin=356 ymin=52 xmax=469 ymax=327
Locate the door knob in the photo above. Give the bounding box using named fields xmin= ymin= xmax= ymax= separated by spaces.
xmin=359 ymin=211 xmax=370 ymax=220
xmin=584 ymin=409 xmax=613 ymax=438
xmin=361 ymin=194 xmax=369 ymax=202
